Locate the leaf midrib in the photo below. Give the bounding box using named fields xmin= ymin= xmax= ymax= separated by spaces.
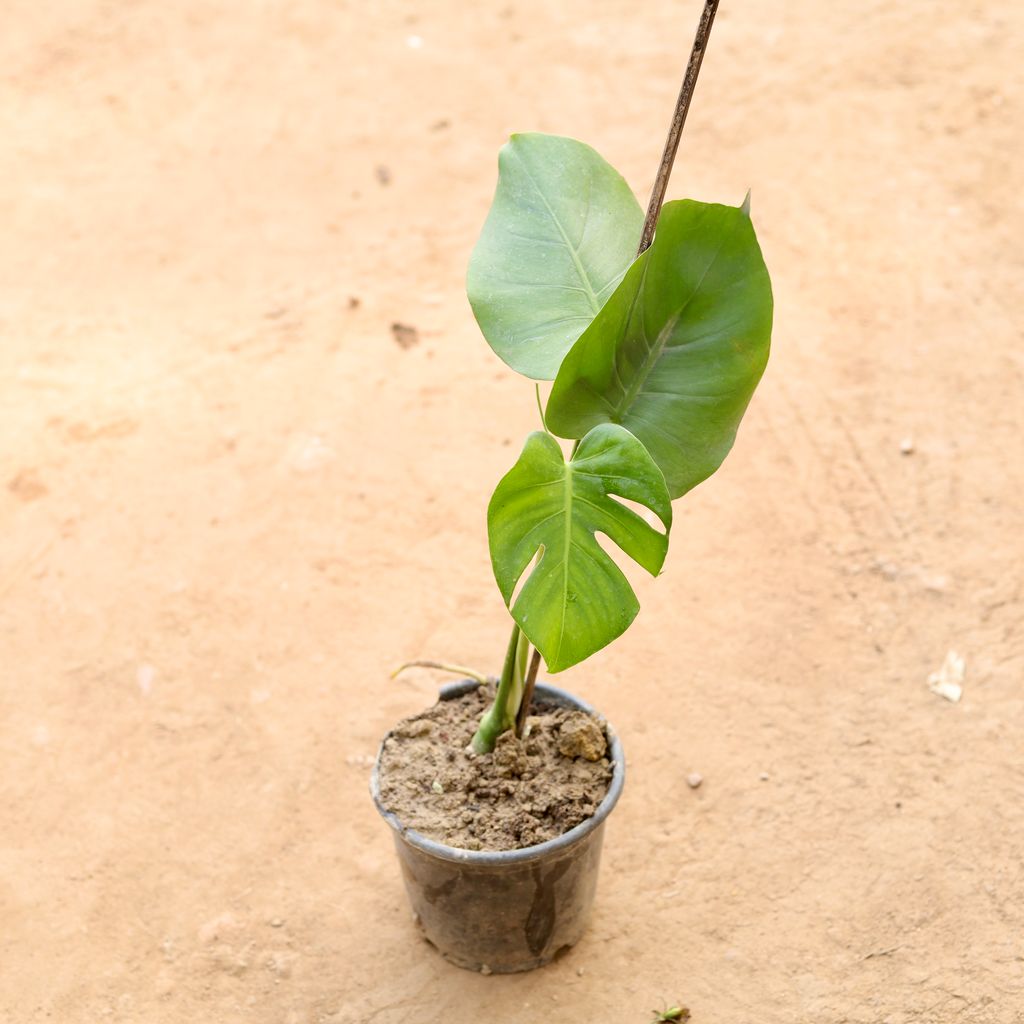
xmin=555 ymin=460 xmax=575 ymax=666
xmin=511 ymin=149 xmax=602 ymax=317
xmin=611 ymin=218 xmax=738 ymax=422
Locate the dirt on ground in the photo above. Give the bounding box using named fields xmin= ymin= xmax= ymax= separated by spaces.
xmin=1 ymin=2 xmax=1022 ymax=1023
xmin=376 ymin=685 xmax=612 ymax=850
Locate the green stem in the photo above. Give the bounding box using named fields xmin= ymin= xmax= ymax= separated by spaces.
xmin=471 ymin=621 xmax=529 ymax=753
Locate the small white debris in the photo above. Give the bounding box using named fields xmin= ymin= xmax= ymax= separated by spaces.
xmin=344 ymin=754 xmax=375 ymax=769
xmin=197 ymin=911 xmax=239 ymax=945
xmin=872 ymin=558 xmax=900 ymax=581
xmin=576 ymin=967 xmax=585 ymax=977
xmin=899 ymin=437 xmax=915 ymax=455
xmin=285 ymin=434 xmax=335 ymax=474
xmin=758 ymin=772 xmax=770 ymax=782
xmin=431 ymin=779 xmax=444 ymax=794
xmin=920 ymin=572 xmax=948 ymax=594
xmin=686 ymin=772 xmax=703 ymax=789
xmin=406 ymin=34 xmax=424 ymax=49
xmin=927 ymin=650 xmax=964 ymax=702
xmin=137 ymin=664 xmax=156 ymax=696
xmin=479 ymin=964 xmax=492 ymax=976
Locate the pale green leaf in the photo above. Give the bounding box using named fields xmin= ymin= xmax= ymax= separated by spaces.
xmin=467 ymin=133 xmax=643 ymax=381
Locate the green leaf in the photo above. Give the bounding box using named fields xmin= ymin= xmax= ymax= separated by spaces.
xmin=546 ymin=199 xmax=773 ymax=499
xmin=467 ymin=133 xmax=643 ymax=381
xmin=488 ymin=424 xmax=671 ymax=673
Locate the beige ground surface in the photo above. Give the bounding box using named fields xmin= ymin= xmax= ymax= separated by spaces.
xmin=2 ymin=1 xmax=1022 ymax=1021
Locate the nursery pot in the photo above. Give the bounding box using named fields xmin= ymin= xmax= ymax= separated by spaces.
xmin=370 ymin=679 xmax=625 ymax=974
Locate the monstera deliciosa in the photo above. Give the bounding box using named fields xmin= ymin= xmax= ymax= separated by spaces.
xmin=456 ymin=132 xmax=771 ymax=752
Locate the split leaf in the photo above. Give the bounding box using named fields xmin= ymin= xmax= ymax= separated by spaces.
xmin=488 ymin=424 xmax=671 ymax=672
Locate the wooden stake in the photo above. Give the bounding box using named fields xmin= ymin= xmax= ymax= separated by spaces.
xmin=515 ymin=648 xmax=542 ymax=738
xmin=636 ymin=0 xmax=721 ymax=255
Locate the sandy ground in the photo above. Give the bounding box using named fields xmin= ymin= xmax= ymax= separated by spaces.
xmin=2 ymin=1 xmax=1023 ymax=1021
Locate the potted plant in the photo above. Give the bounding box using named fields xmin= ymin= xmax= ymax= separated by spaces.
xmin=371 ymin=8 xmax=772 ymax=975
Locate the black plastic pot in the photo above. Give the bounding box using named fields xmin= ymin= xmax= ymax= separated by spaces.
xmin=370 ymin=679 xmax=625 ymax=973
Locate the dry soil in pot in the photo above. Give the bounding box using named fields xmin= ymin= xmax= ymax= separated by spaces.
xmin=377 ymin=685 xmax=612 ymax=851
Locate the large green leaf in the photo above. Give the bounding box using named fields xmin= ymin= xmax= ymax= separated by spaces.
xmin=546 ymin=199 xmax=773 ymax=498
xmin=467 ymin=133 xmax=643 ymax=381
xmin=488 ymin=424 xmax=672 ymax=673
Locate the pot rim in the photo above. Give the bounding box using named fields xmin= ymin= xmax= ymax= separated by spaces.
xmin=370 ymin=679 xmax=625 ymax=866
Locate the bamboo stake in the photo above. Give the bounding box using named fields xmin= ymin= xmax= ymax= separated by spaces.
xmin=636 ymin=0 xmax=721 ymax=255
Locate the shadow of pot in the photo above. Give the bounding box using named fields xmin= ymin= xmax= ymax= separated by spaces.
xmin=370 ymin=679 xmax=625 ymax=973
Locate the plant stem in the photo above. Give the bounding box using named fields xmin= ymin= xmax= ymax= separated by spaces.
xmin=471 ymin=623 xmax=528 ymax=753
xmin=636 ymin=0 xmax=720 ymax=255
xmin=515 ymin=648 xmax=541 ymax=738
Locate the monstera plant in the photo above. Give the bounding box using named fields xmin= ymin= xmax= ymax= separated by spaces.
xmin=395 ymin=128 xmax=770 ymax=753
xmin=456 ymin=131 xmax=773 ymax=753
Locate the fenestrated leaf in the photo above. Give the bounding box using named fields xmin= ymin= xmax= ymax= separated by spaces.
xmin=546 ymin=199 xmax=773 ymax=499
xmin=467 ymin=133 xmax=643 ymax=381
xmin=488 ymin=424 xmax=672 ymax=673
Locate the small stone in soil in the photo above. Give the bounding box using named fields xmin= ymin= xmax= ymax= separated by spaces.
xmin=557 ymin=712 xmax=607 ymax=761
xmin=493 ymin=731 xmax=528 ymax=777
xmin=392 ymin=717 xmax=431 ymax=738
xmin=759 ymin=771 xmax=770 ymax=781
xmin=686 ymin=772 xmax=703 ymax=789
